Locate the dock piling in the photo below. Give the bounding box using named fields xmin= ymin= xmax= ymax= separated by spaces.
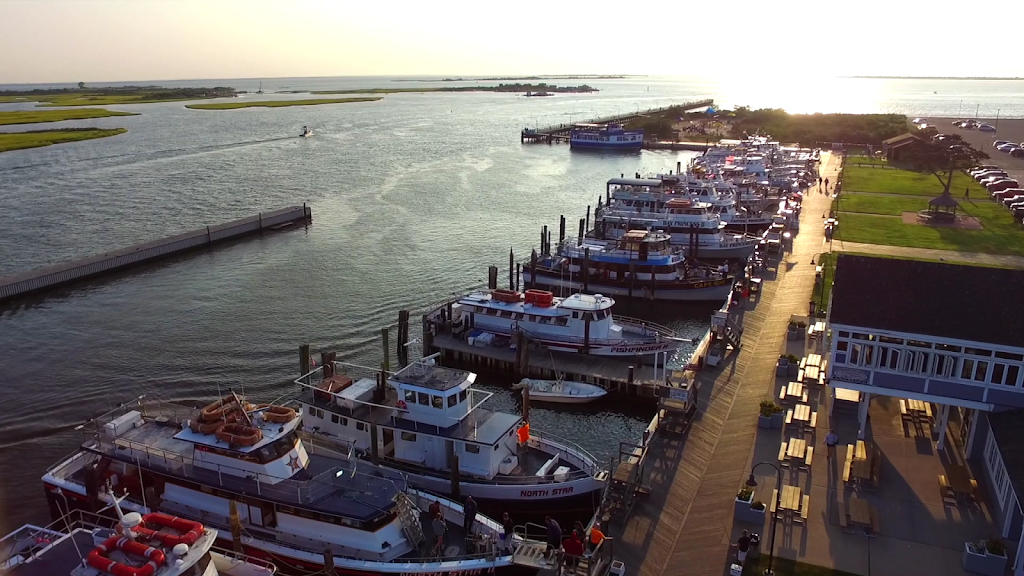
xmin=299 ymin=344 xmax=310 ymax=377
xmin=577 ymin=218 xmax=585 ymax=246
xmin=515 ymin=262 xmax=521 ymax=292
xmin=487 ymin=266 xmax=498 ymax=290
xmin=509 ymin=248 xmax=515 ymax=290
xmin=382 ymin=328 xmax=390 ymax=373
xmin=529 ymin=250 xmax=538 ymax=291
xmin=585 ymin=205 xmax=591 ymax=235
xmin=628 ymin=366 xmax=635 ymax=388
xmin=559 ymin=216 xmax=566 ymax=243
xmin=397 ymin=310 xmax=410 ymax=367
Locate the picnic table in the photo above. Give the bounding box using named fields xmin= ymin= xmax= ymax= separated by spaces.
xmin=843 ymin=441 xmax=875 ymax=483
xmin=786 ymin=403 xmax=818 ymax=432
xmin=906 ymin=399 xmax=933 ymax=421
xmin=835 ymin=388 xmax=861 ymax=404
xmin=846 ymin=496 xmax=879 ymax=536
xmin=779 ymin=381 xmax=807 ymax=403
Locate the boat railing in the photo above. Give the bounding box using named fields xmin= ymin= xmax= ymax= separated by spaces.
xmin=527 ymin=429 xmax=604 ymax=477
xmin=610 ymin=315 xmax=678 ymax=339
xmin=511 ymin=320 xmax=674 ymax=347
xmin=0 ymin=509 xmax=277 ymax=573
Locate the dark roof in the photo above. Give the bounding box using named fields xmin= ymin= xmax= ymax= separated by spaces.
xmin=829 ymin=254 xmax=1024 ymax=348
xmin=987 ymin=410 xmax=1024 ymax=503
xmin=882 ymin=132 xmax=918 ymax=146
xmin=929 ymin=191 xmax=960 ymax=207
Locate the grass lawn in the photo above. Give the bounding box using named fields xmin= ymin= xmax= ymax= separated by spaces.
xmin=845 ymin=154 xmax=886 ymax=166
xmin=743 ymin=555 xmax=861 ymax=576
xmin=813 ymin=252 xmax=836 ymax=309
xmin=0 ymin=108 xmax=137 ymax=126
xmin=0 ymin=128 xmax=127 ymax=153
xmin=842 ymin=164 xmax=985 ymax=197
xmin=833 ymin=207 xmax=1024 ymax=257
xmin=185 ymin=97 xmax=382 ymax=110
xmin=831 ymin=194 xmax=930 ymax=216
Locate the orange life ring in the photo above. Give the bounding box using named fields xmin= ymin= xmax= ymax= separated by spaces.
xmin=189 ymin=412 xmax=239 ymax=434
xmin=396 ymin=400 xmax=408 ymax=410
xmin=200 ymin=395 xmax=241 ymax=421
xmin=136 ymin=514 xmax=204 ymax=546
xmin=491 ymin=289 xmax=521 ymax=303
xmin=215 ymin=423 xmax=263 ymax=447
xmin=256 ymin=404 xmax=297 ymax=423
xmin=87 ymin=536 xmax=166 ymax=576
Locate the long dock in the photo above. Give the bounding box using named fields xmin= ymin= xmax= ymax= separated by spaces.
xmin=522 ymin=99 xmax=716 ymax=140
xmin=0 ymin=205 xmax=312 ymax=304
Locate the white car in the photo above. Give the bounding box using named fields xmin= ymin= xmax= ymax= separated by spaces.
xmin=979 ymin=123 xmax=997 ymax=132
xmin=912 ymin=118 xmax=928 ymax=124
xmin=997 ymin=144 xmax=1019 ymax=153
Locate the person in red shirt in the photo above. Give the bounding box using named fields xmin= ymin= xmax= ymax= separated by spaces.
xmin=562 ymin=532 xmax=584 ymax=568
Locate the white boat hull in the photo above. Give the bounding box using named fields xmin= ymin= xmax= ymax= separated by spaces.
xmin=523 ymin=274 xmax=733 ymax=303
xmin=521 ymin=379 xmax=607 ymax=404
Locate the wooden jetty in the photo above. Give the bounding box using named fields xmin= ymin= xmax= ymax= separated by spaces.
xmin=521 ymin=99 xmax=715 ymax=144
xmin=0 ymin=205 xmax=312 ymax=304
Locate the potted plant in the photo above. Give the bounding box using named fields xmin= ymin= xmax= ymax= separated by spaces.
xmin=776 ymin=355 xmax=788 ymax=377
xmin=769 ymin=401 xmax=785 ymax=429
xmin=734 ymin=488 xmax=766 ymax=525
xmin=786 ymin=320 xmax=801 ymax=341
xmin=962 ymin=539 xmax=1008 ymax=576
xmin=786 ymin=353 xmax=801 ymax=378
xmin=758 ymin=400 xmax=775 ymax=429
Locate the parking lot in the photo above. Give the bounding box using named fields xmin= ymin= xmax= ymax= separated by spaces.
xmin=933 ymin=117 xmax=1024 ymax=182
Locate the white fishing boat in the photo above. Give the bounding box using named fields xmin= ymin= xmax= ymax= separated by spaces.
xmin=41 ymin=392 xmax=526 ymax=576
xmin=516 ymin=378 xmax=607 ymax=404
xmin=453 ymin=289 xmax=682 ymax=360
xmin=300 ymin=126 xmax=313 ymax=138
xmin=2 ymin=492 xmax=276 ymax=576
xmin=294 ymin=356 xmax=607 ymax=516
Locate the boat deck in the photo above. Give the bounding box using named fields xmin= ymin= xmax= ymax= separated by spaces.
xmin=3 ymin=529 xmax=92 ymax=576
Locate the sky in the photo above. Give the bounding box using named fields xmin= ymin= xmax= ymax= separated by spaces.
xmin=1 ymin=0 xmax=1022 ymax=84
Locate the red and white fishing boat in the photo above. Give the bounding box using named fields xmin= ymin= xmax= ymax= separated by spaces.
xmin=452 ymin=289 xmax=682 ymax=360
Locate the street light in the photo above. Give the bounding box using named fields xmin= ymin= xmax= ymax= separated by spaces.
xmin=746 ymin=462 xmax=783 ymax=576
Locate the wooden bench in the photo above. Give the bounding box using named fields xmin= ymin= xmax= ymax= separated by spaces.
xmin=797 ymin=368 xmax=805 ymax=383
xmin=807 ymin=412 xmax=818 ymax=431
xmin=785 ymin=409 xmax=794 ymax=425
xmin=799 ymin=356 xmax=808 ymax=369
xmin=799 ymin=495 xmax=810 ymax=523
xmin=803 ymin=446 xmax=814 ymax=468
xmin=779 ymin=387 xmax=787 ymax=402
xmin=769 ymin=489 xmax=779 ymax=513
xmin=938 ymin=474 xmax=957 ymax=504
xmin=778 ymin=442 xmax=788 ymax=464
xmin=868 ymin=509 xmax=880 ymax=537
xmin=802 ymin=390 xmax=809 ymax=404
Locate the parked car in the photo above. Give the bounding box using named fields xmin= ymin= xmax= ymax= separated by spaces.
xmin=913 ymin=118 xmax=928 ymax=124
xmin=980 ymin=175 xmax=1010 ymax=186
xmin=992 ymin=188 xmax=1024 ymax=201
xmin=978 ymin=172 xmax=1008 ymax=183
xmin=1013 ymin=206 xmax=1024 ymax=220
xmin=1002 ymin=195 xmax=1024 ymax=208
xmin=997 ymin=143 xmax=1019 ymax=153
xmin=988 ymin=178 xmax=1018 ymax=191
xmin=979 ymin=123 xmax=997 ymax=132
xmin=1009 ymin=199 xmax=1024 ymax=212
xmin=1013 ymin=149 xmax=1024 ymax=158
xmin=971 ymin=165 xmax=1002 ymax=176
xmin=994 ymin=140 xmax=1010 ymax=148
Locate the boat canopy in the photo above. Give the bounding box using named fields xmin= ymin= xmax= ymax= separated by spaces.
xmin=607 ymin=177 xmax=664 ymax=187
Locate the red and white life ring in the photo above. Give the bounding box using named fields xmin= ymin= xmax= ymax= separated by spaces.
xmin=396 ymin=400 xmax=408 ymax=410
xmin=87 ymin=536 xmax=166 ymax=576
xmin=136 ymin=513 xmax=204 ymax=546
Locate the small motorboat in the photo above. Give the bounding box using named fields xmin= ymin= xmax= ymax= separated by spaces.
xmin=517 ymin=377 xmax=607 ymax=404
xmin=300 ymin=125 xmax=313 ymax=138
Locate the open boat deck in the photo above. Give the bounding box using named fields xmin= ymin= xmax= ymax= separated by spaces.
xmin=2 ymin=530 xmax=94 ymax=576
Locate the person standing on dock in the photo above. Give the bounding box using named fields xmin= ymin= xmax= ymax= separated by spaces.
xmin=824 ymin=177 xmax=830 ymax=191
xmin=463 ymin=496 xmax=478 ymax=535
xmin=545 ymin=516 xmax=563 ymax=558
xmin=824 ymin=429 xmax=838 ymax=459
xmin=589 ymin=522 xmax=605 ymax=552
xmin=500 ymin=513 xmax=515 ymax=552
xmin=432 ymin=513 xmax=447 ymax=557
xmin=735 ymin=530 xmax=751 ymax=564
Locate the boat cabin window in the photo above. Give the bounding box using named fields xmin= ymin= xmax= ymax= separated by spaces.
xmin=459 ymin=389 xmax=468 ymax=403
xmin=555 ymin=317 xmax=569 ymax=326
xmin=307 ymin=407 xmax=324 ymax=419
xmin=405 ymin=389 xmax=416 ymax=403
xmin=417 ymin=392 xmax=430 ymax=406
xmin=447 ymin=394 xmax=459 ymax=408
xmin=256 ymin=431 xmax=298 ymax=463
xmin=572 ymin=312 xmax=579 ymax=319
xmin=431 ymin=394 xmax=443 ymax=409
xmin=538 ymin=317 xmax=551 ymax=324
xmin=464 ymin=443 xmax=480 ymax=454
xmin=356 ymin=422 xmax=366 ymax=432
xmin=401 ymin=432 xmax=417 ymax=442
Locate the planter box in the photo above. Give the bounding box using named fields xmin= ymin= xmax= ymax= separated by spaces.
xmin=771 ymin=412 xmax=784 ymax=429
xmin=707 ymin=351 xmax=722 ymax=367
xmin=787 ymin=328 xmax=801 ymax=341
xmin=734 ymin=498 xmax=767 ymax=525
xmin=961 ymin=544 xmax=1007 ymax=576
xmin=787 ymin=364 xmax=800 ymax=378
xmin=776 ymin=359 xmax=788 ymax=377
xmin=758 ymin=414 xmax=772 ymax=429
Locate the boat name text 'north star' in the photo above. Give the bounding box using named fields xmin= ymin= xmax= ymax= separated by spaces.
xmin=401 ymin=570 xmax=492 ymax=576
xmin=521 ymin=487 xmax=575 ymax=497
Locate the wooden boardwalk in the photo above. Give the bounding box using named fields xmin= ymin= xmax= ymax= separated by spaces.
xmin=609 ymin=154 xmax=841 ymax=575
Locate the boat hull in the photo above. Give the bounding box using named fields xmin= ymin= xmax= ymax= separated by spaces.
xmin=570 ymin=141 xmax=642 ymax=150
xmin=523 ymin=272 xmax=733 ymax=303
xmin=678 ymin=242 xmax=756 ymax=260
xmin=528 ymin=392 xmax=604 ymax=404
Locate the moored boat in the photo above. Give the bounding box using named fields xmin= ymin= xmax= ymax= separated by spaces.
xmin=40 ymin=392 xmax=529 ymax=576
xmin=570 ymin=123 xmax=643 ymax=151
xmin=300 ymin=126 xmax=313 ymax=138
xmin=516 ymin=378 xmax=607 ymax=404
xmin=522 ymin=229 xmax=734 ymax=303
xmin=451 ymin=289 xmax=682 ymax=360
xmin=295 ymin=355 xmax=608 ymax=516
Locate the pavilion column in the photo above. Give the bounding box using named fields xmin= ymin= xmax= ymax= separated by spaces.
xmin=965 ymin=408 xmax=980 ymax=458
xmin=857 ymin=392 xmax=871 ymax=440
xmin=935 ymin=404 xmax=951 ymax=451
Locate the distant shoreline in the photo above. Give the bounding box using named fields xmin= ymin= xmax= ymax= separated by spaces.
xmin=393 ymin=75 xmax=634 ymax=82
xmin=846 ymin=76 xmax=1023 ymax=81
xmin=185 ymin=97 xmax=382 ymax=110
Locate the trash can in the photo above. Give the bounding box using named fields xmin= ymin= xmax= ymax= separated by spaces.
xmin=809 ymin=300 xmax=817 ymax=317
xmin=748 ymin=533 xmax=761 ymax=559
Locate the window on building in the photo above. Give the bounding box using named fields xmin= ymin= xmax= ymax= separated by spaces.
xmin=448 ymin=394 xmax=458 ymax=408
xmin=863 ymin=345 xmax=875 ymax=367
xmin=879 ymin=336 xmax=904 ymax=345
xmin=837 ymin=341 xmax=849 ymax=352
xmin=460 ymin=389 xmax=469 ymax=403
xmin=307 ymin=406 xmax=316 ymax=416
xmin=356 ymin=422 xmax=366 ymax=432
xmin=887 ymin=349 xmax=900 ymax=371
xmin=838 ymin=331 xmax=850 ymax=338
xmin=401 ymin=432 xmax=417 ymax=442
xmin=995 ymin=351 xmax=1024 ymax=361
xmin=935 ymin=343 xmax=961 ymax=353
xmin=464 ymin=443 xmax=480 ymax=454
xmin=907 ymin=340 xmax=932 ymax=349
xmin=851 ymin=333 xmax=870 ymax=341
xmin=933 ymin=354 xmax=955 ymax=378
xmin=878 ymin=347 xmax=889 ymax=369
xmin=316 ymin=408 xmax=324 ymax=419
xmin=965 ymin=347 xmax=993 ymax=357
xmin=974 ymin=361 xmax=990 ymax=382
xmin=1006 ymin=365 xmax=1020 ymax=387
xmin=961 ymin=359 xmax=975 ymax=381
xmin=850 ymin=343 xmax=862 ymax=365
xmin=991 ymin=364 xmax=1006 ymax=385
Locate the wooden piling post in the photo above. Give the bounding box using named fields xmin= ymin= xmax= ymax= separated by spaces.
xmin=382 ymin=328 xmax=390 ymax=373
xmin=488 ymin=265 xmax=498 ymax=290
xmin=628 ymin=366 xmax=635 ymax=388
xmin=299 ymin=344 xmax=310 ymax=377
xmin=540 ymin=226 xmax=546 ymax=255
xmin=585 ymin=205 xmax=591 ymax=235
xmin=421 ymin=314 xmax=434 ymax=360
xmin=542 ymin=226 xmax=549 ymax=255
xmin=509 ymin=248 xmax=515 ymax=290
xmin=530 ymin=249 xmax=538 ymax=291
xmin=397 ymin=310 xmax=410 ymax=367
xmin=577 ymin=218 xmax=585 ymax=245
xmin=324 ymin=549 xmax=336 ymax=576
xmin=559 ymin=215 xmax=566 ymax=244
xmin=583 ymin=317 xmax=591 ymax=355
xmin=229 ymin=500 xmax=243 ymax=554
xmin=450 ymin=454 xmax=461 ymax=499
xmin=522 ymin=385 xmax=531 ymax=422
xmin=582 ymin=247 xmax=590 ymax=293
xmin=515 ymin=262 xmax=521 ymax=292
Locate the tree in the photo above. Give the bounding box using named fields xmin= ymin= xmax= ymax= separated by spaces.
xmin=902 ymin=133 xmax=989 ymax=195
xmin=78 ymin=82 xmax=85 ymax=89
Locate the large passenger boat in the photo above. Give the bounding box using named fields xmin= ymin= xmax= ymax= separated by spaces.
xmin=522 ymin=230 xmax=734 ymax=302
xmin=41 ymin=393 xmax=523 ymax=576
xmin=295 ymin=355 xmax=607 ymax=516
xmin=2 ymin=495 xmax=275 ymax=576
xmin=569 ymin=123 xmax=643 ymax=150
xmin=452 ymin=289 xmax=681 ymax=359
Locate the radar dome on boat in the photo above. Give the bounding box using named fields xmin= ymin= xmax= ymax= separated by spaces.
xmin=121 ymin=512 xmax=143 ymax=529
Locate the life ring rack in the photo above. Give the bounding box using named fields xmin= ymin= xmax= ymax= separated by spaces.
xmin=135 ymin=513 xmax=204 ymax=547
xmin=87 ymin=536 xmax=166 ymax=576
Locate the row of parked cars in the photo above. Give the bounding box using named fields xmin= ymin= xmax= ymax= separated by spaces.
xmin=972 ymin=165 xmax=1024 ymax=221
xmin=993 ymin=140 xmax=1024 ymax=158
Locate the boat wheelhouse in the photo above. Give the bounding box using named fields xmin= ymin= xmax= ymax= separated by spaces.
xmin=522 ymin=230 xmax=734 ymax=302
xmin=41 ymin=394 xmax=520 ymax=576
xmin=569 ymin=123 xmax=643 ymax=150
xmin=295 ymin=357 xmax=607 ymax=515
xmin=453 ymin=290 xmax=681 ymax=359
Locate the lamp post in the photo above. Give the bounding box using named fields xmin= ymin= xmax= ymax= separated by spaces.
xmin=746 ymin=462 xmax=783 ymax=575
